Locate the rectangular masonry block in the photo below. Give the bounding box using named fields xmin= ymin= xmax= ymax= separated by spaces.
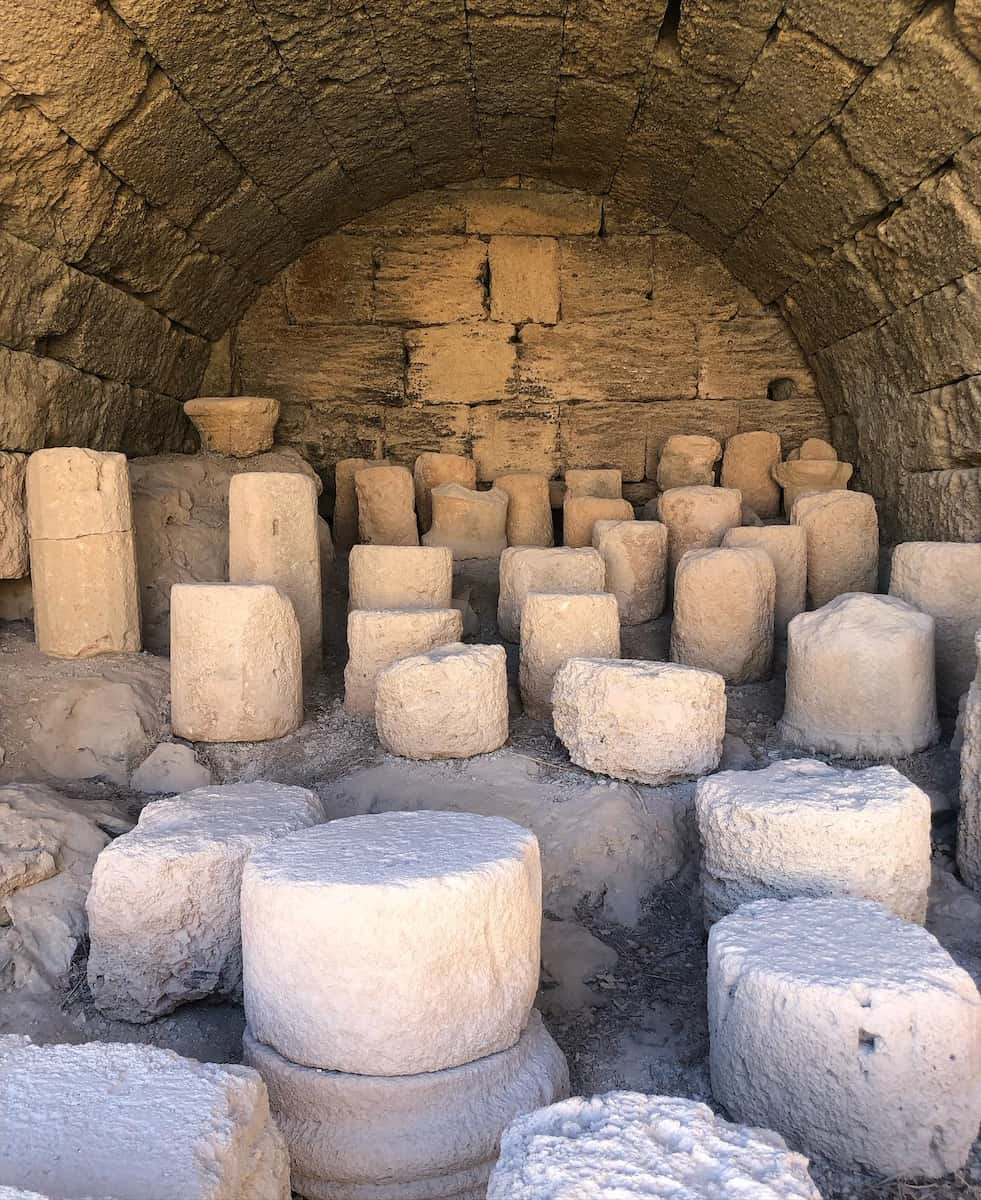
xmin=343 ymin=608 xmax=463 ymax=716
xmin=348 ymin=545 xmax=453 ymax=611
xmin=489 ymin=236 xmax=560 ymax=324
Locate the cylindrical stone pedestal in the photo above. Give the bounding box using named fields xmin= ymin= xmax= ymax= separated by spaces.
xmin=170 ymin=583 xmax=303 ymax=742
xmin=780 ymin=593 xmax=940 ymax=758
xmin=657 ymin=486 xmax=742 ymax=579
xmin=519 ymin=592 xmax=620 ymax=720
xmin=343 ymin=608 xmax=463 ymax=716
xmin=670 ymin=547 xmax=775 ymax=684
xmin=591 ymin=520 xmax=667 ymax=625
xmin=792 ymin=489 xmax=878 ymax=607
xmin=423 ymin=484 xmax=509 ymax=559
xmin=708 ymin=897 xmax=981 ymax=1177
xmin=26 ymin=448 xmax=141 ymax=658
xmin=229 ymin=472 xmax=322 ymax=671
xmin=355 ymin=464 xmax=419 ymax=546
xmin=723 ymin=524 xmax=806 ymax=637
xmin=495 ymin=472 xmax=553 ymax=547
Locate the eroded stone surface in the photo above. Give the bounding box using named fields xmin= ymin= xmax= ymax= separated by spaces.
xmin=563 ymin=496 xmax=633 ymax=548
xmin=344 ymin=608 xmax=462 ymax=716
xmin=592 ymin=520 xmax=667 ymax=626
xmin=0 ymin=453 xmax=28 ymax=580
xmin=496 ymin=472 xmax=554 ymax=547
xmin=355 ymin=463 xmax=419 ymax=546
xmin=413 ymin=452 xmax=477 ymax=533
xmin=564 ymin=468 xmax=622 ymax=499
xmin=656 ymin=434 xmax=722 ymax=490
xmin=792 ymin=489 xmax=878 ymax=608
xmin=519 ymin=593 xmax=620 ymax=721
xmin=657 ymin=486 xmax=742 ymax=579
xmin=773 ymin=459 xmax=853 ymax=514
xmin=498 ymin=546 xmax=606 ymax=642
xmin=130 ymin=742 xmax=211 ymax=795
xmin=184 ymin=396 xmax=280 ymax=458
xmin=721 ymin=430 xmax=782 ymax=518
xmin=424 ymin=483 xmax=509 ymax=559
xmin=957 ymin=636 xmax=981 ymax=894
xmin=348 ymin=544 xmax=453 ymax=611
xmin=723 ymin=525 xmax=806 ymax=637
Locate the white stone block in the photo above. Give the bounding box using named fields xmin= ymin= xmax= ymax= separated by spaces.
xmin=780 ymin=593 xmax=940 ymax=758
xmin=129 ymin=742 xmax=211 ymax=795
xmin=519 ymin=593 xmax=619 ymax=721
xmin=696 ymin=759 xmax=932 ymax=926
xmin=375 ymin=643 xmax=509 ymax=760
xmin=488 ymin=1090 xmax=821 ymax=1200
xmin=244 ymin=1010 xmax=569 ymax=1200
xmin=241 ymin=810 xmax=542 ymax=1074
xmin=657 ymin=434 xmax=722 ymax=490
xmin=889 ymin=541 xmax=981 ymax=712
xmin=708 ymin=897 xmax=981 ymax=1177
xmin=498 ymin=546 xmax=606 ymax=642
xmin=562 ymin=496 xmax=633 ymax=548
xmin=723 ymin=524 xmax=806 ymax=636
xmin=657 ymin=485 xmax=742 ymax=578
xmin=348 ymin=544 xmax=453 ymax=611
xmin=0 ymin=1037 xmax=290 ymax=1199
xmin=343 ymin=607 xmax=463 ymax=716
xmin=86 ymin=782 xmax=323 ymax=1022
xmin=355 ymin=463 xmax=419 ymax=546
xmin=670 ymin=547 xmax=775 ymax=684
xmin=792 ymin=489 xmax=878 ymax=608
xmin=591 ymin=520 xmax=667 ymax=625
xmin=423 ymin=483 xmax=509 ymax=559
xmin=552 ymin=658 xmax=726 ymax=785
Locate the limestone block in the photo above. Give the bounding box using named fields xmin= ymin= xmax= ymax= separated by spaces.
xmin=184 ymin=396 xmax=280 ymax=458
xmin=799 ymin=436 xmax=837 ymax=460
xmin=498 ymin=546 xmax=606 ymax=642
xmin=245 ymin=1010 xmax=569 ymax=1200
xmin=241 ymin=810 xmax=542 ymax=1074
xmin=657 ymin=486 xmax=743 ymax=579
xmin=958 ymin=669 xmax=981 ymax=892
xmin=780 ymin=593 xmax=940 ymax=758
xmin=591 ymin=520 xmax=667 ymax=625
xmin=334 ymin=456 xmax=375 ymax=554
xmin=86 ymin=783 xmax=323 ymax=1022
xmin=423 ymin=483 xmax=508 ymax=560
xmin=26 ymin=449 xmax=140 ymax=658
xmin=488 ymin=1092 xmax=821 ymax=1200
xmin=471 ymin=402 xmax=561 ymax=482
xmin=708 ymin=897 xmax=981 ymax=1177
xmin=406 ymin=323 xmax=517 ymax=406
xmin=889 ymin=542 xmax=981 ymax=712
xmin=355 ymin=464 xmax=419 ymax=546
xmin=519 ymin=593 xmax=620 ymax=721
xmin=413 ymin=452 xmax=477 ymax=533
xmin=696 ymin=759 xmax=932 ymax=927
xmin=495 ymin=472 xmax=554 ymax=547
xmin=376 ymin=643 xmax=509 ymax=759
xmin=792 ymin=490 xmax=878 ymax=607
xmin=170 ymin=583 xmax=303 ymax=743
xmin=229 ymin=472 xmax=322 ymax=671
xmin=489 ymin=235 xmax=560 ymax=324
xmin=344 ymin=608 xmax=463 ymax=716
xmin=564 ymin=468 xmax=622 ymax=499
xmin=723 ymin=525 xmax=806 ymax=636
xmin=563 ymin=496 xmax=633 ymax=548
xmin=0 ymin=453 xmax=27 ymax=579
xmin=720 ymin=431 xmax=781 ymax=518
xmin=348 ymin=545 xmax=453 ymax=611
xmin=773 ymin=458 xmax=853 ymax=513
xmin=657 ymin=434 xmax=723 ymax=490
xmin=0 ymin=1037 xmax=290 ymax=1200
xmin=130 ymin=743 xmax=211 ymax=795
xmin=671 ymin=548 xmax=775 ymax=684
xmin=552 ymin=658 xmax=726 ymax=785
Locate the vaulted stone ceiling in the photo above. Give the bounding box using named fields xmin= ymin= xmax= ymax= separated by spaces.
xmin=1 ymin=0 xmax=979 ymax=538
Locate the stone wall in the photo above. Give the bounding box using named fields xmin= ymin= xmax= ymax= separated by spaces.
xmin=219 ymin=181 xmax=829 ymax=490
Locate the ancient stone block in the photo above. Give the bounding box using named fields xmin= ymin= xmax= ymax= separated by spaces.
xmin=464 ymin=187 xmax=601 ymax=235
xmin=384 ymin=405 xmax=472 ymax=466
xmin=697 ymin=760 xmax=932 ymax=927
xmin=376 ymin=643 xmax=509 ymax=759
xmin=560 ymin=403 xmax=647 ymax=482
xmin=348 ymin=545 xmax=453 ymax=612
xmin=698 ymin=316 xmax=815 ymax=400
xmin=564 ymin=468 xmax=622 ymax=499
xmin=355 ymin=463 xmax=419 ymax=546
xmin=406 ymin=322 xmax=516 ymax=406
xmin=86 ymin=783 xmax=323 ymax=1022
xmin=229 ymin=472 xmax=322 ymax=670
xmin=413 ymin=452 xmax=477 ymax=532
xmin=519 ymin=593 xmax=620 ymax=720
xmin=498 ymin=545 xmax=606 ymax=642
xmin=334 ymin=457 xmax=376 ymax=554
xmin=958 ymin=657 xmax=981 ymax=892
xmin=773 ymin=458 xmax=854 ymax=514
xmin=558 ymin=236 xmax=654 ymax=318
xmin=495 ymin=472 xmax=553 ymax=547
xmin=0 ymin=453 xmax=27 ymax=579
xmin=423 ymin=483 xmax=509 ymax=559
xmin=282 ymin=235 xmax=374 ymax=323
xmin=721 ymin=430 xmax=782 ymax=517
xmin=563 ymin=496 xmax=633 ymax=548
xmin=644 ymin=400 xmax=741 ymax=478
xmin=792 ymin=490 xmax=878 ymax=608
xmin=723 ymin=525 xmax=807 ymax=636
xmin=373 ymin=236 xmax=487 ymax=323
xmin=246 ymin=1011 xmax=569 ymax=1200
xmin=591 ymin=520 xmax=667 ymax=625
xmin=708 ymin=897 xmax=981 ymax=1176
xmin=184 ymin=396 xmax=279 ymax=458
xmin=471 ymin=402 xmax=561 ymax=481
xmin=780 ymin=593 xmax=940 ymax=759
xmin=657 ymin=486 xmax=743 ymax=578
xmin=343 ymin=608 xmax=462 ymax=716
xmin=489 ymin=236 xmax=560 ymax=324
xmin=0 ymin=1038 xmax=290 ymax=1200
xmin=552 ymin=658 xmax=727 ymax=785
xmin=657 ymin=434 xmax=722 ymax=490
xmin=130 ymin=743 xmax=211 ymax=795
xmin=170 ymin=583 xmax=303 ymax=743
xmin=241 ymin=811 xmax=541 ymax=1074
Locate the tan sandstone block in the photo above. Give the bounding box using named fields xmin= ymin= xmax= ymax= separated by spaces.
xmin=373 ymin=237 xmax=487 ymax=324
xmin=723 ymin=525 xmax=807 ymax=636
xmin=413 ymin=453 xmax=477 ymax=533
xmin=348 ymin=545 xmax=453 ymax=612
xmin=799 ymin=437 xmax=837 ymax=460
xmin=495 ymin=472 xmax=554 ymax=547
xmin=592 ymin=520 xmax=668 ymax=625
xmin=563 ymin=496 xmax=634 ymax=548
xmin=564 ymin=468 xmax=622 ymax=499
xmin=0 ymin=452 xmax=28 ymax=578
xmin=657 ymin=486 xmax=743 ymax=577
xmin=657 ymin=434 xmax=723 ymax=490
xmin=498 ymin=546 xmax=606 ymax=642
xmin=229 ymin=473 xmax=322 ymax=671
xmin=519 ymin=592 xmax=620 ymax=720
xmin=792 ymin=490 xmax=878 ymax=608
xmin=406 ymin=323 xmax=516 ymax=406
xmin=423 ymin=484 xmax=509 ymax=560
xmin=183 ymin=397 xmax=280 ymax=458
xmin=334 ymin=457 xmax=376 ymax=554
xmin=489 ymin=236 xmax=560 ymax=324
xmin=721 ymin=431 xmax=782 ymax=518
xmin=170 ymin=584 xmax=303 ymax=743
xmin=671 ymin=548 xmax=776 ymax=684
xmin=471 ymin=403 xmax=560 ymax=481
xmin=355 ymin=464 xmax=419 ymax=547
xmin=344 ymin=608 xmax=463 ymax=716
xmin=26 ymin=448 xmax=133 ymax=542
xmin=773 ymin=458 xmax=853 ymax=514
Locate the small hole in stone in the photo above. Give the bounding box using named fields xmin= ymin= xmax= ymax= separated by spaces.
xmin=767 ymin=376 xmax=796 ymax=401
xmin=858 ymin=1030 xmax=878 ymax=1054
